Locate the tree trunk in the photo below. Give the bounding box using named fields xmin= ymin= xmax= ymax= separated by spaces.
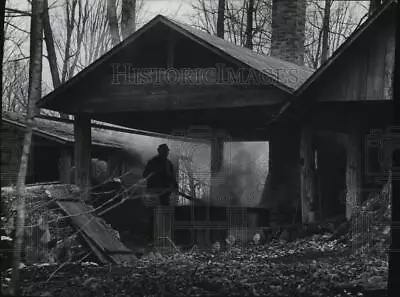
xmin=43 ymin=0 xmax=68 ymax=119
xmin=61 ymin=0 xmax=77 ymax=83
xmin=0 ymin=0 xmax=5 ymax=96
xmin=320 ymin=0 xmax=331 ymax=64
xmin=121 ymin=0 xmax=136 ymax=40
xmin=245 ymin=0 xmax=254 ymax=49
xmin=107 ymin=0 xmax=121 ymax=46
xmin=9 ymin=0 xmax=44 ymax=295
xmin=216 ymin=0 xmax=225 ymax=38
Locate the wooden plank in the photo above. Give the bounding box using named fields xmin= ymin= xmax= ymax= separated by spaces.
xmin=74 ymin=114 xmax=91 ymax=200
xmin=80 ymin=232 xmax=110 ymax=264
xmin=57 ymin=86 xmax=288 ymax=113
xmin=56 ymin=201 xmax=132 ymax=254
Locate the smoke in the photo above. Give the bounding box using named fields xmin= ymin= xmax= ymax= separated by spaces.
xmin=211 ymin=142 xmax=269 ymax=207
xmin=95 ymin=128 xmax=269 ymax=208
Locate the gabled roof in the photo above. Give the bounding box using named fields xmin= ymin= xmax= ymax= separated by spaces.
xmin=295 ymin=0 xmax=396 ymax=96
xmin=1 ymin=112 xmax=123 ymax=149
xmin=37 ymin=15 xmax=313 ymax=110
xmin=164 ymin=17 xmax=314 ymax=91
xmin=277 ymin=0 xmax=397 ymax=117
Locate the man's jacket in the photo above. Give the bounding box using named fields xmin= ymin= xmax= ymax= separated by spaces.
xmin=143 ymin=156 xmax=178 ymax=190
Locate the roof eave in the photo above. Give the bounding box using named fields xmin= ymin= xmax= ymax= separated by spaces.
xmin=2 ymin=118 xmax=68 ymax=145
xmin=36 ymin=15 xmax=166 ymax=110
xmin=159 ymin=17 xmax=296 ymax=94
xmin=294 ymin=0 xmax=396 ymax=97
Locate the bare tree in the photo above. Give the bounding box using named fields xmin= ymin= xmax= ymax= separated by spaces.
xmin=304 ymin=0 xmax=368 ymax=69
xmin=191 ymin=0 xmax=272 ymax=53
xmin=0 ymin=0 xmax=5 ymax=96
xmin=245 ymin=0 xmax=254 ymax=49
xmin=216 ymin=0 xmax=225 ymax=38
xmin=107 ymin=0 xmax=121 ymax=46
xmin=320 ymin=0 xmax=331 ymax=64
xmin=43 ymin=0 xmax=67 ymax=118
xmin=9 ymin=0 xmax=44 ymax=294
xmin=77 ymin=1 xmax=112 ymax=68
xmin=178 ymin=153 xmax=208 ymax=205
xmin=107 ymin=0 xmax=139 ymax=46
xmin=121 ymin=0 xmax=136 ymax=40
xmin=2 ymin=60 xmax=29 ymax=113
xmin=43 ymin=0 xmax=60 ymax=89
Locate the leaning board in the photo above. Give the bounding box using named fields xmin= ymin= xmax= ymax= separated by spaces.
xmin=56 ymin=200 xmax=134 ymax=264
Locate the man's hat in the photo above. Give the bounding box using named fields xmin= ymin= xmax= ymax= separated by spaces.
xmin=157 ymin=143 xmax=170 ymax=151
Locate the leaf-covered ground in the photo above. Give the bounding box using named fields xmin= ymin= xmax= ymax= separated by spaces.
xmin=2 ymin=235 xmax=388 ymax=297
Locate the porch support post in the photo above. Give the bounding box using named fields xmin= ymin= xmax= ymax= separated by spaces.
xmin=300 ymin=126 xmax=316 ymax=223
xmin=345 ymin=126 xmax=362 ymax=220
xmin=209 ymin=131 xmax=224 ymax=246
xmin=74 ymin=114 xmax=91 ymax=200
xmin=59 ymin=148 xmax=72 ymax=184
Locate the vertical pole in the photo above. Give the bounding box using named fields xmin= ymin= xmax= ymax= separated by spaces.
xmin=74 ymin=114 xmax=91 ymax=200
xmin=209 ymin=132 xmax=224 ymax=245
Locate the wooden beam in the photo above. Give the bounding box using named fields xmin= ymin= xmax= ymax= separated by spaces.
xmin=74 ymin=114 xmax=91 ymax=200
xmin=300 ymin=126 xmax=316 ymax=223
xmin=59 ymin=148 xmax=72 ymax=184
xmin=53 ymin=86 xmax=288 ymax=113
xmin=345 ymin=126 xmax=362 ymax=220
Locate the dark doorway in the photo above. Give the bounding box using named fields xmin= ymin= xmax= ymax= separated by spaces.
xmin=315 ymin=134 xmax=347 ymax=220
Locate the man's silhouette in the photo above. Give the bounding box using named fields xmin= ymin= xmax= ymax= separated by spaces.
xmin=143 ymin=144 xmax=178 ymax=243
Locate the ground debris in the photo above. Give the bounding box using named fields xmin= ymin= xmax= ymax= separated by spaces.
xmin=1 ymin=233 xmax=388 ymax=297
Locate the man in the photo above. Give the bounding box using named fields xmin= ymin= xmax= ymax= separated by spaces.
xmin=143 ymin=143 xmax=178 ymax=205
xmin=143 ymin=144 xmax=178 ymax=243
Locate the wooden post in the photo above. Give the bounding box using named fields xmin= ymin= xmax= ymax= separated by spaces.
xmin=345 ymin=127 xmax=362 ymax=220
xmin=59 ymin=148 xmax=72 ymax=184
xmin=209 ymin=132 xmax=224 ymax=245
xmin=74 ymin=114 xmax=91 ymax=200
xmin=300 ymin=126 xmax=316 ymax=223
xmin=154 ymin=206 xmax=175 ymax=252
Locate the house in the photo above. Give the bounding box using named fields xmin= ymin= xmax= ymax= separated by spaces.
xmin=1 ymin=112 xmax=141 ymax=187
xmin=35 ymin=0 xmax=396 ymax=230
xmin=272 ymin=0 xmax=395 ymax=222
